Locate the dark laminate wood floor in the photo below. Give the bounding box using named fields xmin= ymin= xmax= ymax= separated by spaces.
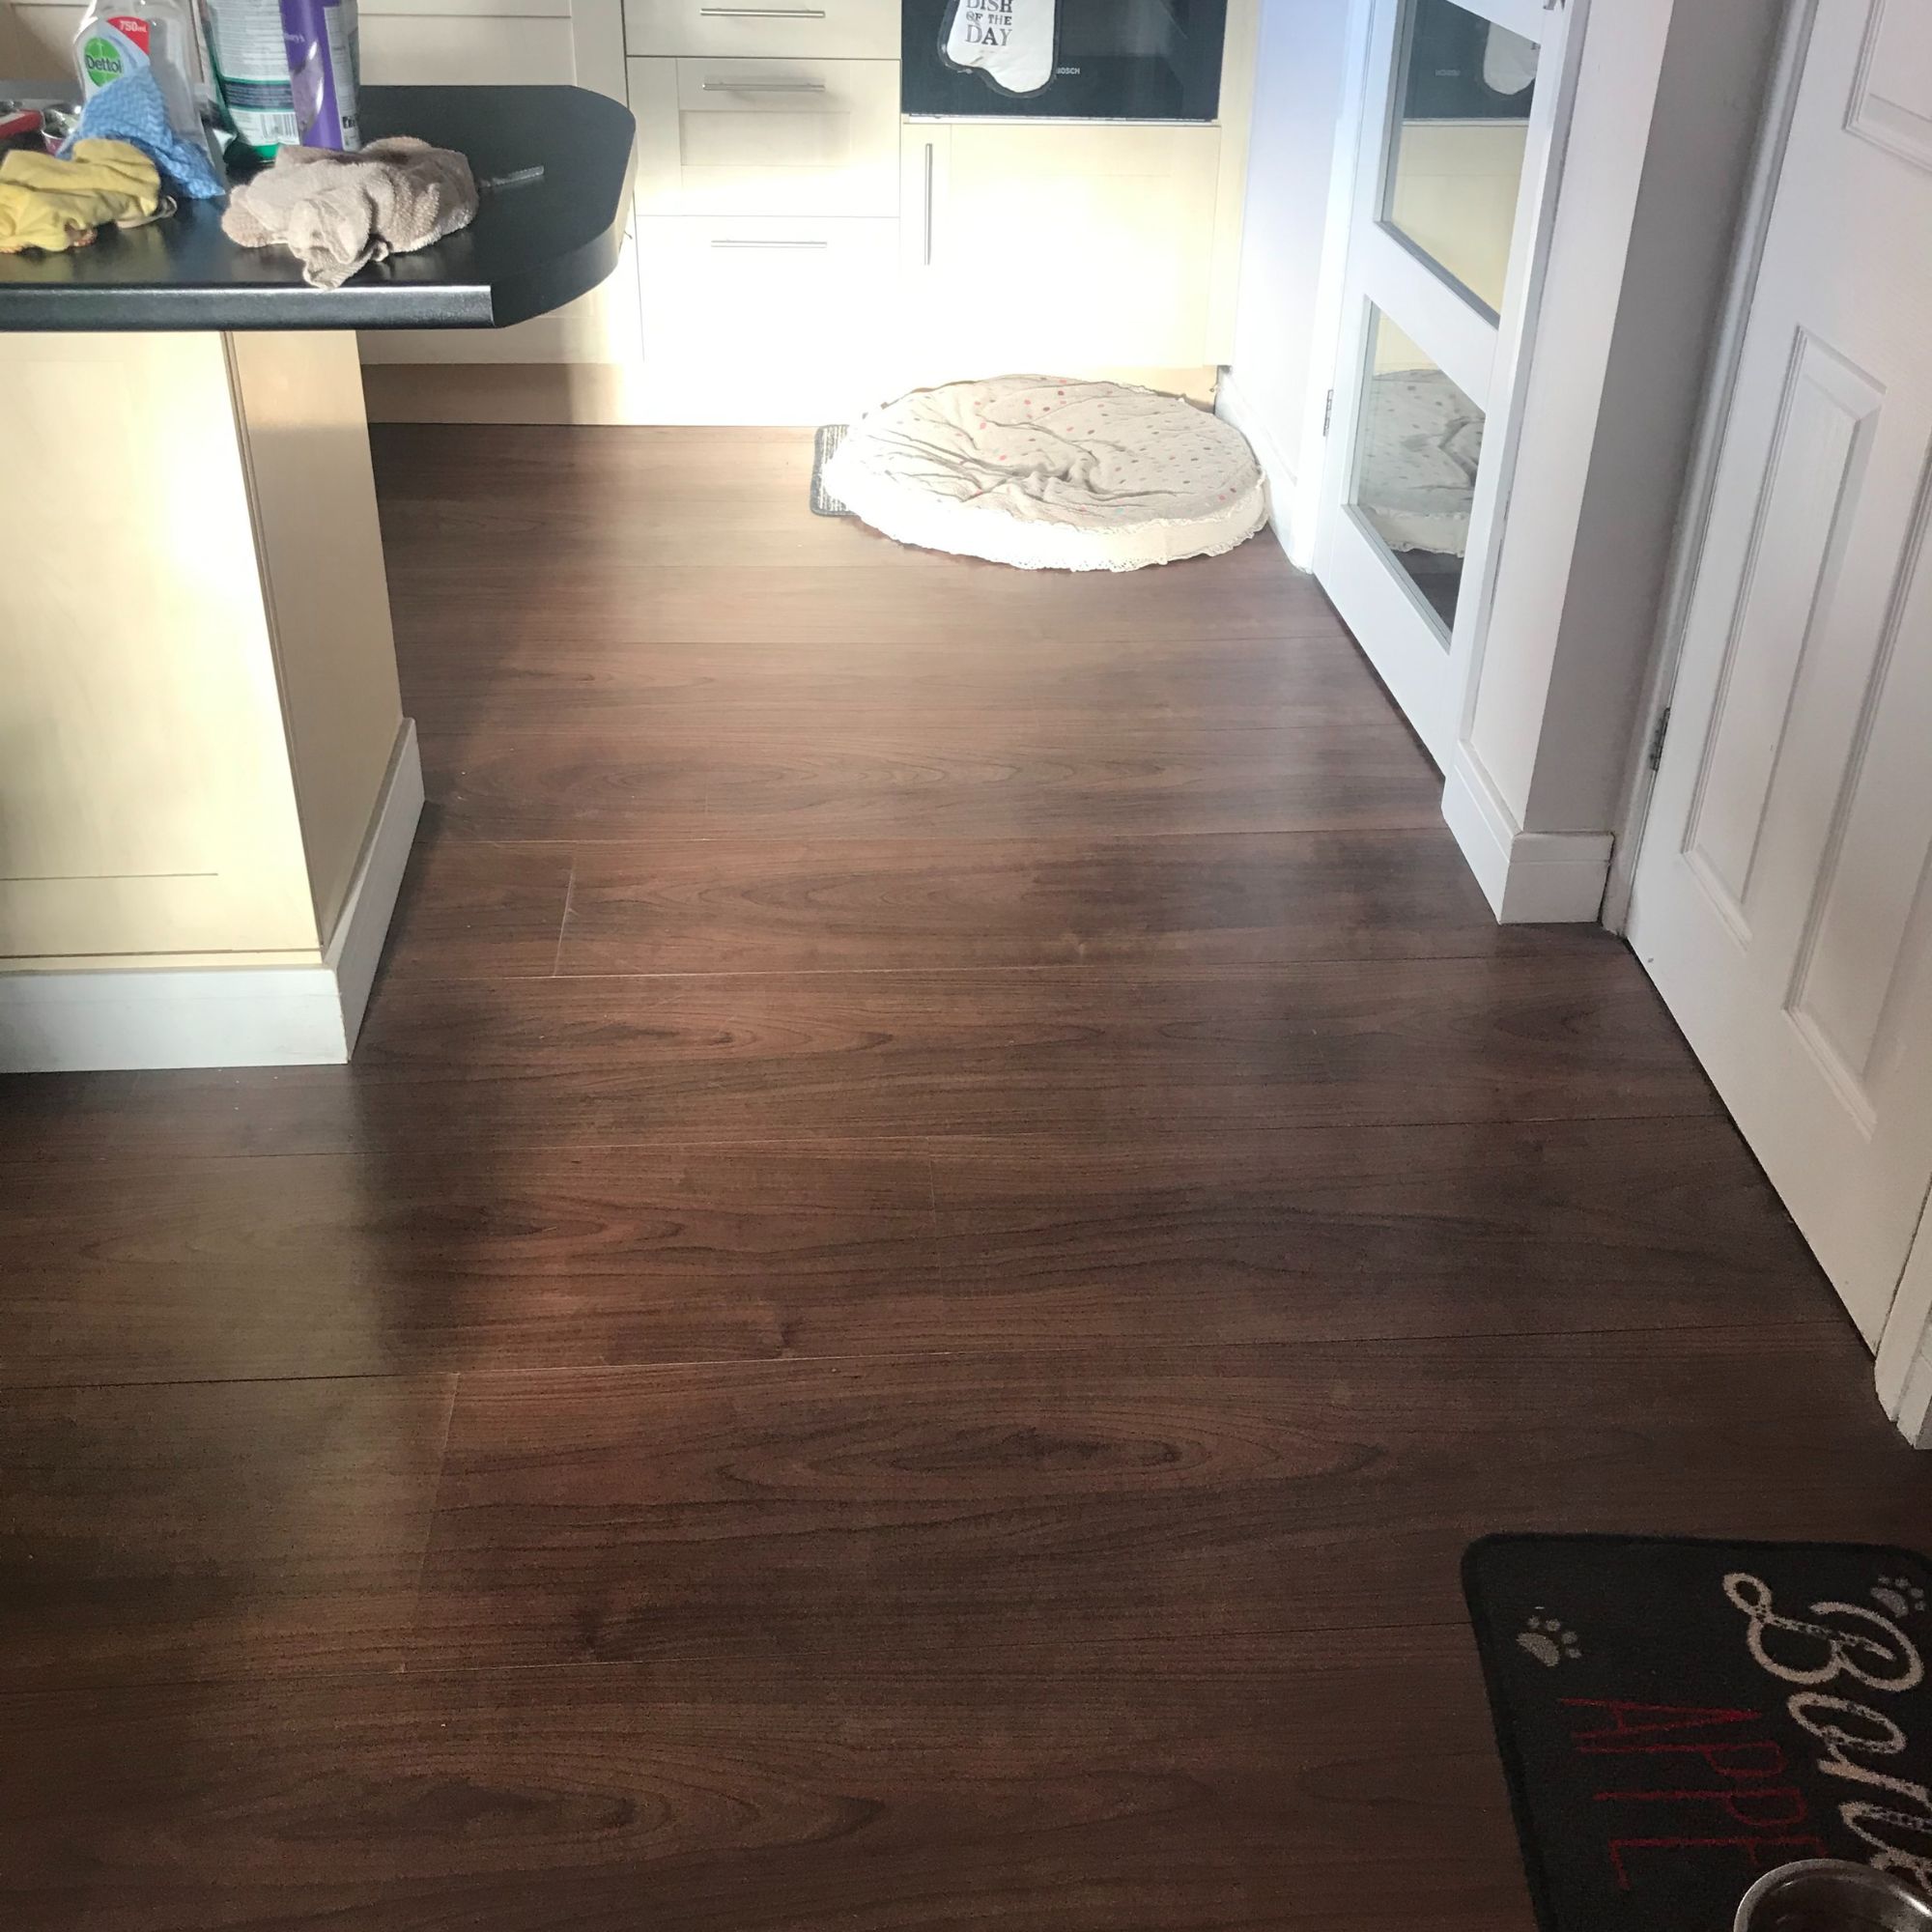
xmin=4 ymin=425 xmax=1928 ymax=1932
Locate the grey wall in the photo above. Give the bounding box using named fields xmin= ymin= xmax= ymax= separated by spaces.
xmin=1523 ymin=0 xmax=1787 ymax=831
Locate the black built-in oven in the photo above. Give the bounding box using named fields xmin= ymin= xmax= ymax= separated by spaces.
xmin=901 ymin=1 xmax=1228 ymax=122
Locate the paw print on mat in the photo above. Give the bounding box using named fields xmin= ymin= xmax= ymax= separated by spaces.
xmin=1872 ymin=1576 xmax=1927 ymax=1618
xmin=1517 ymin=1610 xmax=1582 ymax=1668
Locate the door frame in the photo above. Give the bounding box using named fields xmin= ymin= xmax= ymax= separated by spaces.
xmin=1614 ymin=0 xmax=1932 ymax=1442
xmin=1603 ymin=0 xmax=1817 ymax=934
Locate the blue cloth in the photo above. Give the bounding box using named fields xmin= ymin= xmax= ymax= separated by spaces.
xmin=62 ymin=70 xmax=224 ymax=201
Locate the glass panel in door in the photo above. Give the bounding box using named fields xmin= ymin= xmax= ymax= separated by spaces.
xmin=1380 ymin=0 xmax=1540 ymax=316
xmin=1351 ymin=305 xmax=1487 ymax=639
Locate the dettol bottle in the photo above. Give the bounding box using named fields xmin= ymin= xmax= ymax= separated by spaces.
xmin=71 ymin=0 xmax=206 ymax=148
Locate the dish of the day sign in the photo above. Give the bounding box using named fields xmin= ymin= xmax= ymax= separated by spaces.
xmin=944 ymin=0 xmax=1057 ymax=96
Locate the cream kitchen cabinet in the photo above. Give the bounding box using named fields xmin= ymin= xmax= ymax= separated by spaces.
xmin=0 ymin=330 xmax=401 ymax=968
xmin=359 ymin=0 xmax=582 ymax=86
xmin=629 ymin=55 xmax=898 ymax=216
xmin=895 ymin=122 xmax=1226 ymax=387
xmin=620 ymin=7 xmax=901 ymax=423
xmin=356 ymin=0 xmax=625 ymax=99
xmin=628 ymin=213 xmax=900 ymax=423
xmin=622 ymin=0 xmax=895 ymax=61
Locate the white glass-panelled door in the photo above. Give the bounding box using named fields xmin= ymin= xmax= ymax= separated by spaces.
xmin=1314 ymin=0 xmax=1572 ymax=766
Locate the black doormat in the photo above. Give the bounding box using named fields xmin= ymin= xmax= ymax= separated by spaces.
xmin=810 ymin=424 xmax=854 ymax=518
xmin=1463 ymin=1534 xmax=1932 ymax=1932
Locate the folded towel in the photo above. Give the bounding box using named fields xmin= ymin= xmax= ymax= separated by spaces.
xmin=220 ymin=135 xmax=477 ymax=289
xmin=0 ymin=138 xmax=163 ymax=253
xmin=61 ymin=68 xmax=224 ymax=201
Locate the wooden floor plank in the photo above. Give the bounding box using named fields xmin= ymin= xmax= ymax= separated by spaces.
xmin=0 ymin=1630 xmax=1529 ymax=1932
xmin=410 ymin=1335 xmax=1930 ymax=1677
xmin=546 ymin=830 xmax=1605 ymax=975
xmin=415 ymin=723 xmax=1446 ymax=842
xmin=378 ymin=808 xmax=576 ymax=980
xmin=0 ymin=1146 xmax=922 ymax=1384
xmin=396 ymin=632 xmax=1399 ymax=733
xmin=387 ymin=550 xmax=1338 ymax=649
xmin=0 ymin=956 xmax=1719 ymax=1165
xmin=0 ymin=1119 xmax=1825 ymax=1387
xmin=922 ymin=1116 xmax=1833 ymax=1347
xmin=0 ymin=1376 xmax=452 ymax=1690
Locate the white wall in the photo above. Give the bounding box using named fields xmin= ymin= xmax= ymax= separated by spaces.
xmin=1521 ymin=0 xmax=1785 ymax=832
xmin=1218 ymin=0 xmax=1354 ymax=556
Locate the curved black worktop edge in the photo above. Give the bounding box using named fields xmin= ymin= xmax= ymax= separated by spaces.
xmin=0 ymin=84 xmax=637 ymax=332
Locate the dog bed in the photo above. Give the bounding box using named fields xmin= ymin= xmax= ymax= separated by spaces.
xmin=821 ymin=377 xmax=1268 ymax=572
xmin=1358 ymin=365 xmax=1485 ymax=559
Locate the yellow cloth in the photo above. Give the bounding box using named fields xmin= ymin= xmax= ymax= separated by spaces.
xmin=0 ymin=139 xmax=161 ymax=254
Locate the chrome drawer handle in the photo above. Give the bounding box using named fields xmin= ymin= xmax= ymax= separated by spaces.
xmin=922 ymin=139 xmax=934 ymax=267
xmin=699 ymin=78 xmax=828 ymax=90
xmin=710 ymin=238 xmax=832 ymax=247
xmin=698 ymin=8 xmax=830 ymax=16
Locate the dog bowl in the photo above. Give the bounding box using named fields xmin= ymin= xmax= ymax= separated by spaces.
xmin=1737 ymin=1861 xmax=1932 ymax=1932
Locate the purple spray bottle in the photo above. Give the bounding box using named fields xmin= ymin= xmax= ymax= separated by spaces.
xmin=280 ymin=0 xmax=359 ymax=150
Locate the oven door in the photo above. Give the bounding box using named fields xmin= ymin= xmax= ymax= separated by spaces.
xmin=901 ymin=0 xmax=1227 ymax=121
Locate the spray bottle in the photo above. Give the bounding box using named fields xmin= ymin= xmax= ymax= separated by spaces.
xmin=204 ymin=0 xmax=298 ymax=155
xmin=280 ymin=0 xmax=359 ymax=151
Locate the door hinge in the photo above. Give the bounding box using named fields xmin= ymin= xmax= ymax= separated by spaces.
xmin=1322 ymin=388 xmax=1334 ymax=438
xmin=1646 ymin=706 xmax=1672 ymax=773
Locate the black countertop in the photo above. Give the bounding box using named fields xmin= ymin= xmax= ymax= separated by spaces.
xmin=0 ymin=84 xmax=636 ymax=331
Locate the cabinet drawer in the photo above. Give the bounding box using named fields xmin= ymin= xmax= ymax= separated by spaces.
xmin=622 ymin=0 xmax=896 ymax=59
xmin=358 ymin=13 xmax=580 ymax=82
xmin=629 ymin=57 xmax=896 ymax=215
xmin=638 ymin=213 xmax=899 ymax=335
xmin=634 ymin=214 xmax=900 ymax=418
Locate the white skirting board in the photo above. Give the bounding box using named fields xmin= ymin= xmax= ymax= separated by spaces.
xmin=1877 ymin=1212 xmax=1932 ymax=1449
xmin=1893 ymin=1345 xmax=1932 ymax=1452
xmin=1214 ymin=371 xmax=1301 ymax=562
xmin=1441 ymin=742 xmax=1614 ymax=924
xmin=0 ymin=722 xmax=424 ymax=1073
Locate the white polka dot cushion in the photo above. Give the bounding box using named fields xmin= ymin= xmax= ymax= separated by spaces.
xmin=822 ymin=377 xmax=1268 ymax=572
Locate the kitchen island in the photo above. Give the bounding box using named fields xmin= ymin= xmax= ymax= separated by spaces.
xmin=0 ymin=84 xmax=634 ymax=1070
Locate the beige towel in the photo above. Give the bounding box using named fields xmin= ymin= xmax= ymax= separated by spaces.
xmin=221 ymin=136 xmax=477 ymax=289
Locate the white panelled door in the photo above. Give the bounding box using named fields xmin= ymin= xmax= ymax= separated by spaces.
xmin=1313 ymin=0 xmax=1568 ymax=765
xmin=1630 ymin=0 xmax=1932 ymax=1349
